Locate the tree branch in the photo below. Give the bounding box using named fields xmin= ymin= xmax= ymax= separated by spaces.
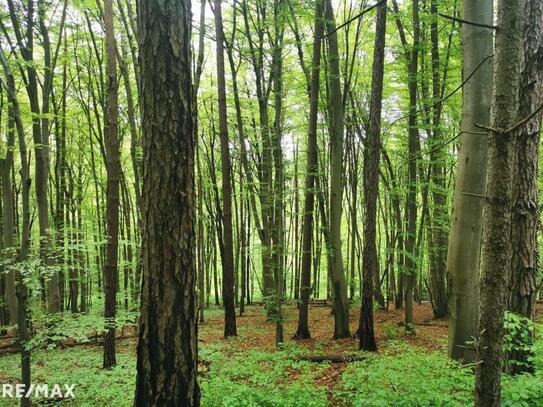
xmin=439 ymin=13 xmax=498 ymax=30
xmin=321 ymin=0 xmax=386 ymax=38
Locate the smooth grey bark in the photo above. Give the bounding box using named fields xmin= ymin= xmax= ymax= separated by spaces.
xmin=324 ymin=0 xmax=351 ymax=339
xmin=447 ymin=0 xmax=493 ymax=363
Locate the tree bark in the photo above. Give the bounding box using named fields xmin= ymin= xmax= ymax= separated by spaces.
xmin=1 ymin=108 xmax=17 ymax=324
xmin=508 ymin=0 xmax=543 ymax=373
xmin=359 ymin=0 xmax=386 ymax=352
xmin=135 ymin=0 xmax=200 ymax=404
xmin=213 ymin=0 xmax=237 ymax=338
xmin=475 ymin=0 xmax=525 ymax=404
xmin=447 ymin=0 xmax=493 ymax=363
xmin=293 ymin=0 xmax=324 ymax=340
xmin=324 ymin=0 xmax=351 ymax=339
xmin=103 ymin=0 xmax=120 ymax=369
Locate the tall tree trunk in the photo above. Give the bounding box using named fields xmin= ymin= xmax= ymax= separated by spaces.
xmin=359 ymin=0 xmax=386 ymax=352
xmin=324 ymin=0 xmax=351 ymax=339
xmin=447 ymin=0 xmax=493 ymax=363
xmin=428 ymin=0 xmax=448 ymax=319
xmin=213 ymin=0 xmax=237 ymax=338
xmin=475 ymin=0 xmax=525 ymax=404
xmin=103 ymin=0 xmax=120 ymax=369
xmin=135 ymin=0 xmax=200 ymax=404
xmin=403 ymin=0 xmax=420 ymax=334
xmin=508 ymin=0 xmax=543 ymax=374
xmin=293 ymin=0 xmax=324 ymax=340
xmin=1 ymin=108 xmax=17 ymax=324
xmin=271 ymin=0 xmax=286 ymax=348
xmin=0 ymin=47 xmax=32 ymax=407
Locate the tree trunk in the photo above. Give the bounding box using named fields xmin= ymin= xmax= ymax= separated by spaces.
xmin=475 ymin=0 xmax=525 ymax=404
xmin=294 ymin=0 xmax=324 ymax=340
xmin=213 ymin=0 xmax=237 ymax=338
xmin=1 ymin=108 xmax=17 ymax=324
xmin=103 ymin=0 xmax=120 ymax=369
xmin=359 ymin=0 xmax=386 ymax=352
xmin=508 ymin=0 xmax=543 ymax=373
xmin=447 ymin=0 xmax=493 ymax=363
xmin=324 ymin=0 xmax=351 ymax=339
xmin=403 ymin=0 xmax=420 ymax=335
xmin=135 ymin=0 xmax=200 ymax=404
xmin=428 ymin=0 xmax=448 ymax=319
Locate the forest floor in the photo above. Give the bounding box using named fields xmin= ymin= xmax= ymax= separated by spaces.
xmin=0 ymin=302 xmax=542 ymax=406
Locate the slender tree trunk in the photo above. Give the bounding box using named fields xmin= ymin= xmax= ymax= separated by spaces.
xmin=324 ymin=0 xmax=351 ymax=339
xmin=428 ymin=0 xmax=448 ymax=319
xmin=213 ymin=0 xmax=237 ymax=338
xmin=0 ymin=47 xmax=32 ymax=407
xmin=103 ymin=0 xmax=120 ymax=369
xmin=1 ymin=108 xmax=17 ymax=324
xmin=134 ymin=0 xmax=200 ymax=404
xmin=403 ymin=0 xmax=420 ymax=335
xmin=294 ymin=0 xmax=324 ymax=340
xmin=475 ymin=0 xmax=525 ymax=404
xmin=359 ymin=0 xmax=386 ymax=352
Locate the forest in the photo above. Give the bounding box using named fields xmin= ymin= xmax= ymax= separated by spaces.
xmin=0 ymin=0 xmax=542 ymax=405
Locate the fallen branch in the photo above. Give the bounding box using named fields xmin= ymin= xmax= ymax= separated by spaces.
xmin=294 ymin=354 xmax=366 ymax=363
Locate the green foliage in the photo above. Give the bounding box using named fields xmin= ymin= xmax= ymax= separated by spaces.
xmin=0 ymin=332 xmax=542 ymax=406
xmin=382 ymin=323 xmax=400 ymax=340
xmin=503 ymin=311 xmax=537 ymax=371
xmin=200 ymin=343 xmax=329 ymax=407
xmin=338 ymin=342 xmax=473 ymax=407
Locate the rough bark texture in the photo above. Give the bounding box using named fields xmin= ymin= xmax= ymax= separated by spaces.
xmin=294 ymin=0 xmax=324 ymax=340
xmin=508 ymin=0 xmax=543 ymax=373
xmin=134 ymin=0 xmax=200 ymax=405
xmin=213 ymin=0 xmax=237 ymax=338
xmin=475 ymin=0 xmax=525 ymax=404
xmin=447 ymin=0 xmax=493 ymax=363
xmin=103 ymin=0 xmax=120 ymax=369
xmin=510 ymin=0 xmax=543 ymax=321
xmin=324 ymin=0 xmax=350 ymax=339
xmin=359 ymin=0 xmax=386 ymax=352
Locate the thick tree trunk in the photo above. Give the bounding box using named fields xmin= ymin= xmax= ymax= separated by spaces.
xmin=135 ymin=0 xmax=200 ymax=404
xmin=475 ymin=0 xmax=525 ymax=404
xmin=103 ymin=0 xmax=121 ymax=370
xmin=359 ymin=0 xmax=386 ymax=353
xmin=508 ymin=0 xmax=543 ymax=373
xmin=447 ymin=0 xmax=493 ymax=363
